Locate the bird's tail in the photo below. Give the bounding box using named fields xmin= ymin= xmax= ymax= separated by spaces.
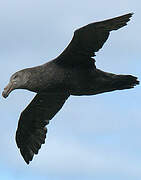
xmin=109 ymin=74 xmax=139 ymax=91
xmin=83 ymin=70 xmax=139 ymax=96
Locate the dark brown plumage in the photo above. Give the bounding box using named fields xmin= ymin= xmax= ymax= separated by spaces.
xmin=2 ymin=13 xmax=139 ymax=164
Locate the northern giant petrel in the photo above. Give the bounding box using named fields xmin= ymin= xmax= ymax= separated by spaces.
xmin=2 ymin=13 xmax=139 ymax=164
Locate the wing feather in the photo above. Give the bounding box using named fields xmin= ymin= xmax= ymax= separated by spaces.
xmin=56 ymin=13 xmax=133 ymax=65
xmin=16 ymin=92 xmax=69 ymax=164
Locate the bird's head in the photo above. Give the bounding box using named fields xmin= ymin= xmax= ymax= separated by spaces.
xmin=2 ymin=69 xmax=31 ymax=98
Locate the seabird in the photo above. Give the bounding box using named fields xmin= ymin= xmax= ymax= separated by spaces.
xmin=2 ymin=13 xmax=139 ymax=164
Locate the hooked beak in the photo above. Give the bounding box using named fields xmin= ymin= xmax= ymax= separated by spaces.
xmin=2 ymin=82 xmax=14 ymax=98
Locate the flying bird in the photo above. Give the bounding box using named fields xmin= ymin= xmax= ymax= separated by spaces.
xmin=2 ymin=13 xmax=139 ymax=164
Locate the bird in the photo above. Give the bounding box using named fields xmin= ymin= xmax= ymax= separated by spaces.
xmin=2 ymin=13 xmax=139 ymax=164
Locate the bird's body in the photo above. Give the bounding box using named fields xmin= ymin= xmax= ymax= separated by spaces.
xmin=19 ymin=58 xmax=137 ymax=96
xmin=2 ymin=13 xmax=139 ymax=164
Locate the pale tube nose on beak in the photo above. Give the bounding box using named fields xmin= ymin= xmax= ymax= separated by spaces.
xmin=2 ymin=82 xmax=13 ymax=98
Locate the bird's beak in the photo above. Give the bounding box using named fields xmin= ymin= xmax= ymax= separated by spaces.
xmin=2 ymin=82 xmax=14 ymax=98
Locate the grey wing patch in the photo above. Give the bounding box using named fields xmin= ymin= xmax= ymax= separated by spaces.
xmin=16 ymin=92 xmax=70 ymax=164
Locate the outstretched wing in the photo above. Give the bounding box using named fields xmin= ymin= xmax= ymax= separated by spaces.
xmin=16 ymin=92 xmax=70 ymax=164
xmin=56 ymin=13 xmax=133 ymax=65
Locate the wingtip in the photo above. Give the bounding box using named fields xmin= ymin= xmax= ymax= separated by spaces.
xmin=128 ymin=12 xmax=134 ymax=16
xmin=23 ymin=153 xmax=33 ymax=165
xmin=25 ymin=160 xmax=30 ymax=165
xmin=128 ymin=12 xmax=134 ymax=18
xmin=23 ymin=155 xmax=31 ymax=165
xmin=120 ymin=12 xmax=134 ymax=20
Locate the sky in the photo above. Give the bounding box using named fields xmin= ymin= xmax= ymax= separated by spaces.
xmin=0 ymin=0 xmax=141 ymax=180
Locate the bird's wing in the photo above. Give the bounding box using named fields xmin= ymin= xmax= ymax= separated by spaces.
xmin=56 ymin=13 xmax=133 ymax=65
xmin=16 ymin=92 xmax=70 ymax=164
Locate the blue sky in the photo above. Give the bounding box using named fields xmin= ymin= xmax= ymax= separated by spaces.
xmin=0 ymin=1 xmax=141 ymax=180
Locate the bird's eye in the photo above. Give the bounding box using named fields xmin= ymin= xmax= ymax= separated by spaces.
xmin=13 ymin=75 xmax=18 ymax=79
